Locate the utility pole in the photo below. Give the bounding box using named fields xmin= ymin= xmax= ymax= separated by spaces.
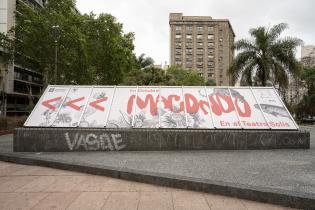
xmin=52 ymin=25 xmax=60 ymax=85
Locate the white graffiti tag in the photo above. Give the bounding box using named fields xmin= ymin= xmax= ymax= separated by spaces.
xmin=65 ymin=132 xmax=126 ymax=151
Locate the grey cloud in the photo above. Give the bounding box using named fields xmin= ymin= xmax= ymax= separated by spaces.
xmin=76 ymin=0 xmax=315 ymax=63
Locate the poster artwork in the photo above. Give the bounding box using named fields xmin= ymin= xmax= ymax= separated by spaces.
xmin=24 ymin=86 xmax=298 ymax=130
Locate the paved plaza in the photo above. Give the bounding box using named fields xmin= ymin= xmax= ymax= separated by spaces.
xmin=0 ymin=125 xmax=314 ymax=209
xmin=0 ymin=161 xmax=294 ymax=210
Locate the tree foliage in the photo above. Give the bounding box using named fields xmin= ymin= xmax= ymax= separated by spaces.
xmin=123 ymin=65 xmax=207 ymax=86
xmin=296 ymin=66 xmax=315 ymax=117
xmin=228 ymin=23 xmax=302 ymax=88
xmin=13 ymin=0 xmax=135 ymax=85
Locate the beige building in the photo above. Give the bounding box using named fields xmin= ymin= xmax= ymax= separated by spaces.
xmin=169 ymin=13 xmax=235 ymax=85
xmin=301 ymin=45 xmax=315 ymax=67
xmin=0 ymin=0 xmax=45 ymax=116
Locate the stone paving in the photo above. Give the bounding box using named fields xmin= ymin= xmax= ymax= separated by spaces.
xmin=0 ymin=161 xmax=294 ymax=210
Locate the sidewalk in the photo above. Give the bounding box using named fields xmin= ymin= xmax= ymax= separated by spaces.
xmin=0 ymin=126 xmax=314 ymax=209
xmin=0 ymin=161 xmax=293 ymax=210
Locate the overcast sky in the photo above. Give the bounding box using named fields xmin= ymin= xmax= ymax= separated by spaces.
xmin=76 ymin=0 xmax=315 ymax=65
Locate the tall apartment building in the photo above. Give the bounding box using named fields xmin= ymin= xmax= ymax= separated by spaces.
xmin=301 ymin=45 xmax=315 ymax=67
xmin=169 ymin=13 xmax=235 ymax=86
xmin=0 ymin=0 xmax=45 ymax=116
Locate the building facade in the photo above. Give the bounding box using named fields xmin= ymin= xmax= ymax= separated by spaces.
xmin=0 ymin=0 xmax=44 ymax=116
xmin=169 ymin=13 xmax=235 ymax=85
xmin=301 ymin=45 xmax=315 ymax=67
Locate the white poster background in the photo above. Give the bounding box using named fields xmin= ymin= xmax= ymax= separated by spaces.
xmin=251 ymin=88 xmax=297 ymax=130
xmin=79 ymin=87 xmax=115 ymax=127
xmin=231 ymin=88 xmax=269 ymax=129
xmin=206 ymin=87 xmax=241 ymax=129
xmin=133 ymin=87 xmax=160 ymax=128
xmin=24 ymin=86 xmax=70 ymax=127
xmin=183 ymin=87 xmax=214 ymax=128
xmin=24 ymin=86 xmax=298 ymax=130
xmin=106 ymin=87 xmax=136 ymax=128
xmin=52 ymin=87 xmax=92 ymax=127
xmin=159 ymin=87 xmax=187 ymax=128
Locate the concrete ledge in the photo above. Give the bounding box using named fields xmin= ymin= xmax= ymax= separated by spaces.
xmin=14 ymin=127 xmax=310 ymax=152
xmin=0 ymin=152 xmax=314 ymax=209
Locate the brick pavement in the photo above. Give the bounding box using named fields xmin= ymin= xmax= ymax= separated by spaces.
xmin=0 ymin=161 xmax=295 ymax=210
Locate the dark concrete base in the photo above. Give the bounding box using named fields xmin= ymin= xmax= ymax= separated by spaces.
xmin=14 ymin=127 xmax=310 ymax=152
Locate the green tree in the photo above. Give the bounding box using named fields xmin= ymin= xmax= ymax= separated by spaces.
xmin=13 ymin=0 xmax=135 ymax=86
xmin=297 ymin=66 xmax=315 ymax=117
xmin=122 ymin=66 xmax=165 ymax=85
xmin=228 ymin=23 xmax=302 ymax=88
xmin=136 ymin=53 xmax=154 ymax=70
xmin=165 ymin=66 xmax=206 ymax=86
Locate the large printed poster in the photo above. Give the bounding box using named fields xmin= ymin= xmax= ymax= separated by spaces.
xmin=183 ymin=87 xmax=214 ymax=128
xmin=251 ymin=88 xmax=298 ymax=129
xmin=24 ymin=85 xmax=298 ymax=130
xmin=133 ymin=87 xmax=160 ymax=128
xmin=24 ymin=86 xmax=70 ymax=127
xmin=53 ymin=87 xmax=92 ymax=127
xmin=206 ymin=87 xmax=241 ymax=129
xmin=159 ymin=87 xmax=187 ymax=128
xmin=230 ymin=88 xmax=269 ymax=129
xmin=79 ymin=87 xmax=115 ymax=127
xmin=106 ymin=87 xmax=136 ymax=128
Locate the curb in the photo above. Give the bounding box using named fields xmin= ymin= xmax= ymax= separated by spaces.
xmin=0 ymin=152 xmax=314 ymax=209
xmin=0 ymin=130 xmax=13 ymax=136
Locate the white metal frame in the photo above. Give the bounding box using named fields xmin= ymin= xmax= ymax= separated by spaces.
xmin=25 ymin=85 xmax=299 ymax=130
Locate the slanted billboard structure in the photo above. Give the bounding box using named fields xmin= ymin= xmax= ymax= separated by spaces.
xmin=24 ymin=86 xmax=299 ymax=130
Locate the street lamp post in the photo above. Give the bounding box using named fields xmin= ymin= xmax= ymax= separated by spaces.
xmin=52 ymin=25 xmax=60 ymax=84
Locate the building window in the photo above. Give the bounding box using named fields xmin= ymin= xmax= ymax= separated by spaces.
xmin=208 ymin=26 xmax=214 ymax=32
xmin=197 ymin=55 xmax=203 ymax=62
xmin=186 ymin=49 xmax=193 ymax=54
xmin=197 ymin=26 xmax=203 ymax=32
xmin=186 ymin=34 xmax=192 ymax=40
xmin=197 ymin=62 xmax=203 ymax=67
xmin=197 ymin=35 xmax=203 ymax=40
xmin=186 ymin=42 xmax=192 ymax=48
xmin=208 ymin=68 xmax=214 ymax=73
xmin=208 ymin=61 xmax=214 ymax=67
xmin=186 ymin=26 xmax=192 ymax=31
xmin=219 ymin=38 xmax=223 ymax=42
xmin=196 ymin=49 xmax=203 ymax=54
xmin=208 ymin=42 xmax=214 ymax=48
xmin=197 ymin=42 xmax=203 ymax=48
xmin=208 ymin=49 xmax=214 ymax=54
xmin=175 ymin=42 xmax=182 ymax=48
xmin=207 ymin=35 xmax=214 ymax=40
xmin=175 ymin=26 xmax=182 ymax=31
xmin=176 ymin=49 xmax=181 ymax=54
xmin=208 ymin=73 xmax=214 ymax=78
xmin=175 ymin=55 xmax=181 ymax=60
xmin=208 ymin=55 xmax=214 ymax=59
xmin=175 ymin=34 xmax=182 ymax=39
xmin=175 ymin=61 xmax=182 ymax=65
xmin=186 ymin=56 xmax=192 ymax=61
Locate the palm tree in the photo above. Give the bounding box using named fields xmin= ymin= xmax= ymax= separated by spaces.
xmin=137 ymin=53 xmax=154 ymax=70
xmin=228 ymin=23 xmax=302 ymax=88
